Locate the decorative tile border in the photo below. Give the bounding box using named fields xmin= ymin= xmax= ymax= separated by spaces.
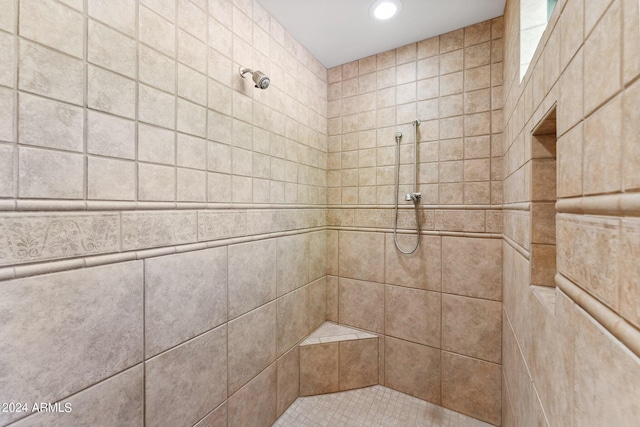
xmin=0 ymin=208 xmax=329 ymax=273
xmin=121 ymin=211 xmax=198 ymax=251
xmin=0 ymin=213 xmax=119 ymax=266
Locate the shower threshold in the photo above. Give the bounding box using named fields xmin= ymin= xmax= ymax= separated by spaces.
xmin=273 ymin=385 xmax=494 ymax=427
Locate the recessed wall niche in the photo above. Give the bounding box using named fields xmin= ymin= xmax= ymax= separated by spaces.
xmin=530 ymin=107 xmax=557 ymax=288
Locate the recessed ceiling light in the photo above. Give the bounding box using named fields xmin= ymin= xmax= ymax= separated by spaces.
xmin=369 ymin=0 xmax=402 ymax=21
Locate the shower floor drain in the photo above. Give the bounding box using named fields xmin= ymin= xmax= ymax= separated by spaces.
xmin=273 ymin=385 xmax=494 ymax=427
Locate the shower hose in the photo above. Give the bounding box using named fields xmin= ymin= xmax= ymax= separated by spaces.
xmin=392 ymin=120 xmax=421 ymax=255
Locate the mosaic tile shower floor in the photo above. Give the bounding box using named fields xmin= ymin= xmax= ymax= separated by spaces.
xmin=273 ymin=385 xmax=494 ymax=427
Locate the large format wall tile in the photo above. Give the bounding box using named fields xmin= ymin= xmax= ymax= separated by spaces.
xmin=574 ymin=308 xmax=640 ymax=426
xmin=339 ymin=338 xmax=378 ymax=390
xmin=276 ymin=233 xmax=309 ymax=296
xmin=145 ymin=326 xmax=227 ymax=427
xmin=384 ymin=234 xmax=442 ymax=291
xmin=11 ymin=365 xmax=143 ymax=427
xmin=0 ymin=262 xmax=143 ymax=426
xmin=228 ymin=364 xmax=277 ymax=427
xmin=442 ymin=294 xmax=501 ymax=363
xmin=228 ymin=302 xmax=276 ymax=395
xmin=276 ymin=346 xmax=299 ymax=417
xmin=194 ymin=402 xmax=227 ymax=427
xmin=442 ymin=236 xmax=502 ymax=300
xmin=385 ymin=285 xmax=441 ymax=348
xmin=384 ymin=337 xmax=441 ymax=404
xmin=300 ymin=343 xmax=339 ymax=396
xmin=145 ymin=248 xmax=227 ymax=357
xmin=338 ymin=231 xmax=384 ymax=282
xmin=339 ymin=277 xmax=384 ymax=333
xmin=228 ymin=239 xmax=277 ymax=319
xmin=441 ymin=351 xmax=501 ymax=425
xmin=276 ymin=286 xmax=308 ymax=356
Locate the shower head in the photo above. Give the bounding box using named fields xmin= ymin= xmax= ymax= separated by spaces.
xmin=395 ymin=132 xmax=402 ymax=143
xmin=239 ymin=67 xmax=270 ymax=90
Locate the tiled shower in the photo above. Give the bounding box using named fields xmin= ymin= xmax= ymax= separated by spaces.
xmin=0 ymin=0 xmax=639 ymax=427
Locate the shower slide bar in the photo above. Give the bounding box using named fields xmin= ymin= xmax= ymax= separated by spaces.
xmin=392 ymin=119 xmax=421 ymax=255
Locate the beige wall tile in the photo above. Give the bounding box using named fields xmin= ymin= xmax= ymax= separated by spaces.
xmin=194 ymin=403 xmax=227 ymax=427
xmin=277 ymin=233 xmax=309 ymax=296
xmin=88 ymin=19 xmax=136 ymax=78
xmin=583 ymin=96 xmax=622 ymax=194
xmin=0 ymin=144 xmax=14 ymax=197
xmin=139 ymin=45 xmax=176 ymax=94
xmin=20 ymin=0 xmax=83 ymax=58
xmin=0 ymin=0 xmax=14 ymax=32
xmin=440 ymin=29 xmax=464 ymax=53
xmin=87 ymin=110 xmax=136 ymax=160
xmin=308 ymin=231 xmax=327 ymax=281
xmin=557 ymin=122 xmax=583 ymax=197
xmin=139 ymin=84 xmax=176 ymax=129
xmin=176 ymin=168 xmax=206 ymax=202
xmin=574 ymin=308 xmax=640 ymax=426
xmin=88 ymin=156 xmax=136 ymax=201
xmin=339 ymin=338 xmax=379 ymax=390
xmin=19 ymin=40 xmax=83 ymax=105
xmin=139 ymin=5 xmax=175 ymax=57
xmin=326 ymin=275 xmax=339 ymax=322
xmin=307 ymin=278 xmax=327 ymax=331
xmin=442 ymin=294 xmax=501 ymax=363
xmin=177 ymin=98 xmax=207 ymax=137
xmin=442 ymin=237 xmax=502 ymax=300
xmin=146 ymin=327 xmax=227 ymax=427
xmin=144 ymin=248 xmax=227 ymax=357
xmin=385 ymin=285 xmax=441 ymax=348
xmin=11 ymin=365 xmax=143 ymax=427
xmin=0 ymin=262 xmax=143 ymax=426
xmin=276 ymin=286 xmax=308 ymax=356
xmin=465 ymin=20 xmax=492 ymax=47
xmin=276 ymin=346 xmax=299 ymax=417
xmin=623 ymin=76 xmax=640 ymax=190
xmin=584 ymin=0 xmax=621 ymax=115
xmin=339 ymin=231 xmax=384 ymax=282
xmin=87 ymin=65 xmax=136 ymax=119
xmin=385 ymin=234 xmax=441 ymax=291
xmin=339 ymin=277 xmax=384 ymax=333
xmin=138 ymin=163 xmax=175 ymax=201
xmin=19 ymin=92 xmax=83 ymax=152
xmin=0 ymin=89 xmax=13 ymax=143
xmin=384 ymin=337 xmax=441 ymax=403
xmin=18 ymin=146 xmax=84 ymax=199
xmin=560 ymin=0 xmax=584 ymax=69
xmin=177 ymin=133 xmax=207 ymax=170
xmin=88 ymin=0 xmax=135 ymax=36
xmin=442 ymin=352 xmax=501 ymax=425
xmin=228 ymin=239 xmax=276 ymax=319
xmin=138 ymin=124 xmax=175 ymax=165
xmin=228 ymin=302 xmax=276 ymax=394
xmin=300 ymin=343 xmax=339 ymax=396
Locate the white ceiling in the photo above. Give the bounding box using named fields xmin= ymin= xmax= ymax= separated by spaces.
xmin=257 ymin=0 xmax=506 ymax=69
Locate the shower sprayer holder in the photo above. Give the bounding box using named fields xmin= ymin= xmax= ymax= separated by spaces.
xmin=405 ymin=192 xmax=421 ymax=203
